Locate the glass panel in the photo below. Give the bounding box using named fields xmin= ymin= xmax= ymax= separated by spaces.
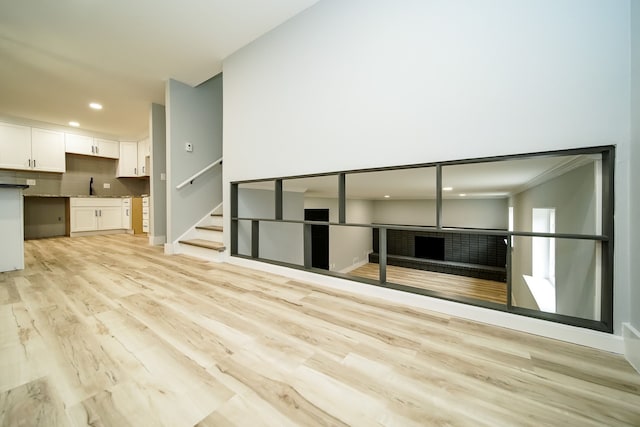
xmin=328 ymin=224 xmax=374 ymax=275
xmin=511 ymin=236 xmax=601 ymax=321
xmin=442 ymin=154 xmax=602 ymax=234
xmin=283 ymin=175 xmax=338 ymax=221
xmin=238 ymin=181 xmax=275 ymax=220
xmin=259 ymin=222 xmax=304 ymax=266
xmin=236 ymin=219 xmax=252 ymax=257
xmin=346 ymin=167 xmax=437 ymax=225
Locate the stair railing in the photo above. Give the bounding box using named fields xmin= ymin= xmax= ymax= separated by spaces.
xmin=176 ymin=157 xmax=223 ymax=190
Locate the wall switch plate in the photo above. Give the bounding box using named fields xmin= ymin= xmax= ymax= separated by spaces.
xmin=185 ymin=142 xmax=193 ymax=152
xmin=26 ymin=179 xmax=36 ymax=185
xmin=160 ymin=172 xmax=166 ymax=181
xmin=103 ymin=183 xmax=110 ymax=189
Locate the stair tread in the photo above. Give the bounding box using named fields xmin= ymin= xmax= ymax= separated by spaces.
xmin=197 ymin=225 xmax=223 ymax=232
xmin=179 ymin=239 xmax=225 ymax=251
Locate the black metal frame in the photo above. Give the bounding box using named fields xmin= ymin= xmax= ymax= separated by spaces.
xmin=230 ymin=145 xmax=615 ymax=333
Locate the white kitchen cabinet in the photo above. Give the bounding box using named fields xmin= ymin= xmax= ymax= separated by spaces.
xmin=66 ymin=133 xmax=120 ymax=159
xmin=0 ymin=123 xmax=65 ymax=172
xmin=122 ymin=198 xmax=132 ymax=229
xmin=94 ymin=138 xmax=120 ymax=159
xmin=31 ymin=128 xmax=66 ymax=172
xmin=70 ymin=198 xmax=129 ymax=234
xmin=142 ymin=196 xmax=149 ymax=232
xmin=0 ymin=122 xmax=31 ymax=170
xmin=137 ymin=138 xmax=150 ymax=176
xmin=65 ymin=133 xmax=94 ymax=156
xmin=117 ymin=141 xmax=138 ymax=177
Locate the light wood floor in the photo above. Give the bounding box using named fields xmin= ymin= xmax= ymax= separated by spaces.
xmin=348 ymin=263 xmax=507 ymax=305
xmin=1 ymin=234 xmax=639 ymax=426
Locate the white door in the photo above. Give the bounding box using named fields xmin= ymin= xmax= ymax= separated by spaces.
xmin=95 ymin=138 xmax=120 ymax=159
xmin=0 ymin=122 xmax=31 ymax=170
xmin=71 ymin=207 xmax=98 ymax=232
xmin=31 ymin=128 xmax=66 ymax=172
xmin=65 ymin=133 xmax=94 ymax=156
xmin=98 ymin=206 xmax=123 ymax=230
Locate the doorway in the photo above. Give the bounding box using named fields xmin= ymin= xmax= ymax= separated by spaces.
xmin=304 ymin=208 xmax=329 ymax=270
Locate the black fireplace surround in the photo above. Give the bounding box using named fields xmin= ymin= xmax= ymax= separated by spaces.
xmin=369 ymin=229 xmax=507 ymax=282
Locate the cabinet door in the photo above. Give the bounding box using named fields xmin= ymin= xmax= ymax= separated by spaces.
xmin=117 ymin=141 xmax=138 ymax=177
xmin=0 ymin=122 xmax=31 ymax=170
xmin=137 ymin=139 xmax=149 ymax=176
xmin=98 ymin=206 xmax=123 ymax=230
xmin=65 ymin=133 xmax=94 ymax=156
xmin=71 ymin=207 xmax=98 ymax=232
xmin=121 ymin=198 xmax=132 ymax=229
xmin=95 ymin=138 xmax=120 ymax=159
xmin=31 ymin=128 xmax=66 ymax=172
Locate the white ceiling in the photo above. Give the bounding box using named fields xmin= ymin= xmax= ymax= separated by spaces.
xmin=0 ymin=0 xmax=319 ymax=139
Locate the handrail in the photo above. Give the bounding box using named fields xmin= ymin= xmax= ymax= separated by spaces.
xmin=176 ymin=157 xmax=223 ymax=190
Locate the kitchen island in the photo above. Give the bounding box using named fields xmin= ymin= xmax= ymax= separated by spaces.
xmin=0 ymin=182 xmax=28 ymax=272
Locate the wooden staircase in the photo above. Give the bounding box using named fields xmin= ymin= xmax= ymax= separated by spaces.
xmin=178 ymin=212 xmax=226 ymax=261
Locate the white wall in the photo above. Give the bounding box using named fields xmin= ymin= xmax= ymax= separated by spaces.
xmin=304 ymin=197 xmax=373 ymax=272
xmin=223 ymin=0 xmax=632 ymax=337
xmin=631 ymin=0 xmax=640 ymax=334
xmin=149 ymin=103 xmax=166 ymax=245
xmin=627 ymin=0 xmax=640 ymax=371
xmin=166 ymin=75 xmax=223 ymax=244
xmin=370 ymin=198 xmax=507 ymax=229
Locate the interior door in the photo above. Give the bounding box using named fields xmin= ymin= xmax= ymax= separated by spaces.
xmin=305 ymin=209 xmax=329 ymax=270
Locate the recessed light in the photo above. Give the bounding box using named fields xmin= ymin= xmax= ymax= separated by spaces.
xmin=69 ymin=121 xmax=80 ymax=127
xmin=89 ymin=102 xmax=103 ymax=110
xmin=459 ymin=193 xmax=467 ymax=197
xmin=384 ymin=195 xmax=390 ymax=198
xmin=443 ymin=187 xmax=453 ymax=191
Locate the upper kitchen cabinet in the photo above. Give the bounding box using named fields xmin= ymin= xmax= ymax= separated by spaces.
xmin=0 ymin=122 xmax=31 ymax=170
xmin=117 ymin=141 xmax=138 ymax=177
xmin=65 ymin=133 xmax=119 ymax=159
xmin=0 ymin=122 xmax=65 ymax=172
xmin=137 ymin=137 xmax=150 ymax=177
xmin=94 ymin=138 xmax=119 ymax=159
xmin=31 ymin=128 xmax=66 ymax=172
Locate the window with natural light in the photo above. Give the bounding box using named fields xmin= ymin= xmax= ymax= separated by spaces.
xmin=524 ymin=207 xmax=556 ymax=312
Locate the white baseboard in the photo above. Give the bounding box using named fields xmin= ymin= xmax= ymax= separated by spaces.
xmin=225 ymin=256 xmax=624 ymax=354
xmin=164 ymin=242 xmax=175 ymax=255
xmin=623 ymin=323 xmax=640 ymax=374
xmin=339 ymin=258 xmax=369 ymax=274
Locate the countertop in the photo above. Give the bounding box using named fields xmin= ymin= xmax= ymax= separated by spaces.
xmin=0 ymin=183 xmax=29 ymax=189
xmin=0 ymin=178 xmax=29 ymax=189
xmin=24 ymin=194 xmax=141 ymax=198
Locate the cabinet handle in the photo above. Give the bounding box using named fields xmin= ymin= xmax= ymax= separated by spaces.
xmin=28 ymin=159 xmax=31 ymax=167
xmin=142 ymin=166 xmax=145 ymax=174
xmin=126 ymin=209 xmax=129 ymax=216
xmin=96 ymin=146 xmax=99 ymax=154
xmin=134 ymin=168 xmax=137 ymax=175
xmin=33 ymin=159 xmax=36 ymax=168
xmin=91 ymin=146 xmax=95 ymax=154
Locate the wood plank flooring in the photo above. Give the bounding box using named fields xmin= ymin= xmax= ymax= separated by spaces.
xmin=1 ymin=234 xmax=639 ymax=426
xmin=348 ymin=263 xmax=507 ymax=304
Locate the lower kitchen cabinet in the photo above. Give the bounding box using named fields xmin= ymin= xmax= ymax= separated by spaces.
xmin=70 ymin=198 xmax=132 ymax=235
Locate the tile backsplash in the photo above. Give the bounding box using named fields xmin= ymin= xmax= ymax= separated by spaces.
xmin=0 ymin=154 xmax=149 ymax=196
